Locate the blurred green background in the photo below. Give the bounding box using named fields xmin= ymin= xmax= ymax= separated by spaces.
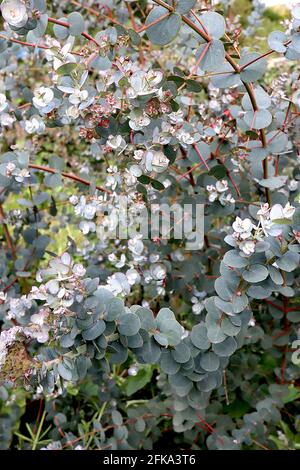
xmin=233 ymin=0 xmax=289 ymax=50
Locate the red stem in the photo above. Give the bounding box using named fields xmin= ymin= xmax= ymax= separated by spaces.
xmin=29 ymin=164 xmax=111 ymax=194
xmin=193 ymin=144 xmax=210 ymax=170
xmin=239 ymin=41 xmax=291 ymax=71
xmin=46 ymin=16 xmax=101 ymax=47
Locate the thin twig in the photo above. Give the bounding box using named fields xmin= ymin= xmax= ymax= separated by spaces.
xmin=28 ymin=164 xmax=112 ymax=194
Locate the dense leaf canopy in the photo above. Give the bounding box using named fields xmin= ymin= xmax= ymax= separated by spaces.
xmin=0 ymin=0 xmax=300 ymax=451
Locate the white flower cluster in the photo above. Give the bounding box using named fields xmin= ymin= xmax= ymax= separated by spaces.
xmin=45 ymin=42 xmax=76 ymax=71
xmin=101 ymin=263 xmax=167 ymax=296
xmin=2 ymin=256 xmax=87 ymax=344
xmin=129 ymin=149 xmax=169 ymax=175
xmin=41 ymin=441 xmax=63 ymax=451
xmin=0 ymin=327 xmax=19 ymax=370
xmin=28 ymin=308 xmax=51 ymax=344
xmin=58 ymin=78 xmax=91 ymax=109
xmin=70 ymin=194 xmax=106 ymax=234
xmin=143 ymin=255 xmax=167 ymax=297
xmin=56 ymin=70 xmax=92 ymax=122
xmin=104 ymin=237 xmax=145 ymax=296
xmin=5 ymin=162 xmax=30 ymax=182
xmin=144 ymin=150 xmax=169 ymax=174
xmin=33 ymin=86 xmax=56 ymax=113
xmin=232 ymin=217 xmax=256 ymax=256
xmin=191 ymin=289 xmax=206 ymax=315
xmin=128 ymin=364 xmax=139 ymax=376
xmin=70 ymin=190 xmax=149 ymax=242
xmin=1 ymin=0 xmax=28 ymax=28
xmin=0 ymin=111 xmax=15 ymax=128
xmin=7 ymin=295 xmax=32 ymax=321
xmin=4 ymin=304 xmax=51 ymax=344
xmin=231 ymin=202 xmax=296 ymax=256
xmin=106 ymin=270 xmax=139 ymax=296
xmin=106 ymin=134 xmax=126 ymax=151
xmin=206 ymin=179 xmax=235 ymax=205
xmin=24 ymin=115 xmax=45 ymax=135
xmin=0 ymin=92 xmax=13 ymax=128
xmin=102 ymin=240 xmax=167 ymax=297
xmin=126 ymin=70 xmax=163 ymax=100
xmin=257 ymin=202 xmax=295 ymax=237
xmin=129 ymin=109 xmax=151 ymax=131
xmin=1 ymin=254 xmax=89 ymax=351
xmin=128 ymin=236 xmax=145 ymax=262
xmin=33 ymin=253 xmax=86 ymax=309
xmin=191 ymin=296 xmax=205 ymax=315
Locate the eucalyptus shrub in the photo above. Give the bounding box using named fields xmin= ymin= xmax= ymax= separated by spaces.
xmin=0 ymin=0 xmax=300 ymax=451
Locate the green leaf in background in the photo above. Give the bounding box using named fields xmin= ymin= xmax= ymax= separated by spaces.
xmin=56 ymin=63 xmax=77 ymax=75
xmin=282 ymin=385 xmax=300 ymax=404
xmin=209 ymin=164 xmax=227 ymax=179
xmin=185 ymin=79 xmax=202 ymax=92
xmin=137 ymin=175 xmax=151 ymax=185
xmin=125 ymin=365 xmax=155 ymax=396
xmin=151 ymin=179 xmax=165 ymax=191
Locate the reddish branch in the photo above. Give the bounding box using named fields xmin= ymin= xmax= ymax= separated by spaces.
xmin=265 ymin=299 xmax=284 ymax=311
xmin=2 ymin=276 xmax=18 ymax=294
xmin=239 ymin=41 xmax=291 ymax=71
xmin=48 ymin=10 xmax=171 ymax=40
xmin=28 ymin=164 xmax=112 ymax=194
xmin=265 ymin=298 xmax=300 ymax=313
xmin=176 ymin=163 xmax=201 ymax=183
xmin=11 ymin=0 xmax=279 ymax=208
xmin=0 ymin=33 xmax=84 ymax=56
xmin=125 ymin=1 xmax=138 ymax=31
xmin=46 ymin=16 xmax=101 ymax=47
xmin=153 ymin=0 xmax=272 ymax=204
xmin=192 ymin=144 xmax=210 ymax=170
xmin=227 ymin=170 xmax=241 ymax=197
xmin=0 ymin=33 xmax=50 ymax=50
